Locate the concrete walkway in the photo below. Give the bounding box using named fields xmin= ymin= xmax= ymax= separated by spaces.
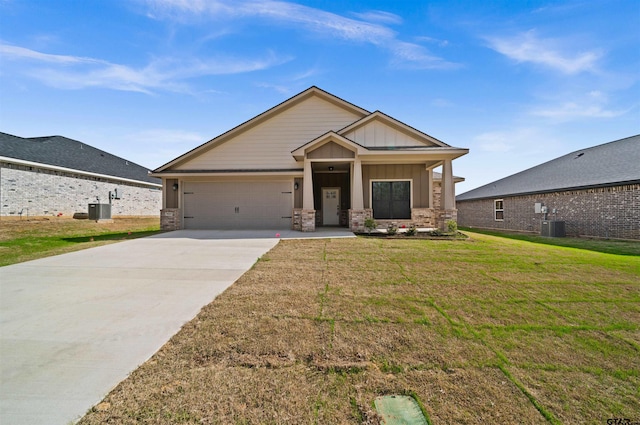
xmin=0 ymin=229 xmax=353 ymax=424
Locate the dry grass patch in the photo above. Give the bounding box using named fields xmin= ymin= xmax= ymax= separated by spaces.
xmin=80 ymin=232 xmax=639 ymax=424
xmin=509 ymin=367 xmax=640 ymax=423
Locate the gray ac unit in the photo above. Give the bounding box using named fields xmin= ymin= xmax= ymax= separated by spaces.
xmin=541 ymin=220 xmax=565 ymax=237
xmin=88 ymin=203 xmax=112 ymax=220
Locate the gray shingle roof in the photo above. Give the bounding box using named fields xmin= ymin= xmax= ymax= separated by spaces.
xmin=456 ymin=134 xmax=640 ymax=201
xmin=0 ymin=132 xmax=160 ymax=185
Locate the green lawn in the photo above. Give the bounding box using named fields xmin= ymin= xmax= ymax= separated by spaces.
xmin=80 ymin=232 xmax=640 ymax=424
xmin=459 ymin=227 xmax=640 ymax=256
xmin=0 ymin=217 xmax=161 ymax=266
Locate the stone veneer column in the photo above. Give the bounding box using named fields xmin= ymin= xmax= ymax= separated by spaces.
xmin=349 ymin=209 xmax=372 ymax=232
xmin=300 ymin=209 xmax=316 ymax=232
xmin=436 ymin=209 xmax=458 ymax=231
xmin=161 ymin=208 xmax=181 ymax=230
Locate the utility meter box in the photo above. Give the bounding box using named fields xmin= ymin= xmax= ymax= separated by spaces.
xmin=541 ymin=220 xmax=565 ymax=237
xmin=88 ymin=203 xmax=112 ymax=220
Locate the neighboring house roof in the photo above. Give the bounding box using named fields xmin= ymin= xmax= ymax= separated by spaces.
xmin=433 ymin=171 xmax=465 ymax=183
xmin=0 ymin=132 xmax=160 ymax=185
xmin=456 ymin=134 xmax=640 ymax=201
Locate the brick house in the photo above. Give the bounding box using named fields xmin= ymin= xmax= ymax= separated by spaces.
xmin=456 ymin=135 xmax=640 ymax=240
xmin=0 ymin=132 xmax=162 ymax=218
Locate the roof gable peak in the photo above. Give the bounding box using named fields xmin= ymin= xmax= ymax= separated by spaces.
xmin=338 ymin=110 xmax=450 ymax=148
xmin=154 ymin=86 xmax=369 ymax=172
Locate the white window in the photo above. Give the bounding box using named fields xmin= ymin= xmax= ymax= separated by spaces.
xmin=494 ymin=199 xmax=504 ymax=221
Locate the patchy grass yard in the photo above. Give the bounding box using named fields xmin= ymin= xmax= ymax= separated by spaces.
xmin=79 ymin=232 xmax=639 ymax=424
xmin=0 ymin=217 xmax=161 ymax=266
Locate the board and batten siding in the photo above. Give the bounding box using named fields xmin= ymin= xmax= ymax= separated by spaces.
xmin=175 ymin=96 xmax=362 ymax=171
xmin=342 ymin=119 xmax=432 ymax=148
xmin=363 ymin=164 xmax=431 ymax=208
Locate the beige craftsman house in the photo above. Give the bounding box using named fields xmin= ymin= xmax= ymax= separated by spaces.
xmin=152 ymin=87 xmax=468 ymax=232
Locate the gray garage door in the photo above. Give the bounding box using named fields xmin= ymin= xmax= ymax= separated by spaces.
xmin=183 ymin=181 xmax=293 ymax=229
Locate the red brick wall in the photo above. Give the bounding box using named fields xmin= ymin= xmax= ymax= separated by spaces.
xmin=457 ymin=183 xmax=640 ymax=240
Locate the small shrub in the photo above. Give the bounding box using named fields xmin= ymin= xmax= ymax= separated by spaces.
xmin=405 ymin=225 xmax=417 ymax=236
xmin=386 ymin=223 xmax=398 ymax=235
xmin=446 ymin=219 xmax=458 ymax=234
xmin=364 ymin=217 xmax=377 ymax=233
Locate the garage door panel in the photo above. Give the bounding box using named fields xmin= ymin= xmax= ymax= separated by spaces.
xmin=183 ymin=181 xmax=292 ymax=229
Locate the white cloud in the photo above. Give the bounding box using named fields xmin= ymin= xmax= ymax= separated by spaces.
xmin=485 ymin=30 xmax=601 ymax=74
xmin=0 ymin=43 xmax=103 ymax=65
xmin=0 ymin=42 xmax=290 ymax=93
xmin=530 ymin=90 xmax=630 ymax=121
xmin=139 ymin=0 xmax=458 ymax=69
xmin=351 ymin=10 xmax=403 ymax=25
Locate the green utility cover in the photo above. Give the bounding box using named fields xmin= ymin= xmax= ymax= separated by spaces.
xmin=374 ymin=395 xmax=429 ymax=425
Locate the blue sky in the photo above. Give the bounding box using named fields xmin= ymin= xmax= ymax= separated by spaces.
xmin=1 ymin=0 xmax=638 ymax=194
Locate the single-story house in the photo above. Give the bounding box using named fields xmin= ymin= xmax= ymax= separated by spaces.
xmin=456 ymin=134 xmax=640 ymax=240
xmin=0 ymin=132 xmax=162 ymax=218
xmin=152 ymin=86 xmax=468 ymax=232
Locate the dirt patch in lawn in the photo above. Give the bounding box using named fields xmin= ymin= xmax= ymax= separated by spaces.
xmin=80 ymin=233 xmax=639 ymax=424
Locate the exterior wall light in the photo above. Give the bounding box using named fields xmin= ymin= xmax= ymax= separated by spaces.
xmin=172 ymin=183 xmax=179 ymax=191
xmin=294 ymin=182 xmax=299 ymax=190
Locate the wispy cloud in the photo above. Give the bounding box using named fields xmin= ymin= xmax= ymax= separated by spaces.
xmin=351 ymin=10 xmax=403 ymax=25
xmin=0 ymin=43 xmax=103 ymax=65
xmin=0 ymin=42 xmax=290 ymax=93
xmin=139 ymin=0 xmax=458 ymax=70
xmin=531 ymin=102 xmax=627 ymax=120
xmin=485 ymin=30 xmax=601 ymax=74
xmin=530 ymin=90 xmax=629 ymax=121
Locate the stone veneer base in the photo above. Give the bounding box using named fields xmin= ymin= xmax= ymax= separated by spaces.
xmin=161 ymin=208 xmax=182 ymax=231
xmin=293 ymin=209 xmax=316 ymax=232
xmin=349 ymin=209 xmax=373 ymax=232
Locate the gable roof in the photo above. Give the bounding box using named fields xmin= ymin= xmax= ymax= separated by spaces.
xmin=0 ymin=132 xmax=160 ymax=185
xmin=456 ymin=134 xmax=640 ymax=201
xmin=154 ymin=86 xmax=370 ymax=172
xmin=291 ymin=131 xmax=367 ymax=160
xmin=338 ymin=110 xmax=450 ymax=147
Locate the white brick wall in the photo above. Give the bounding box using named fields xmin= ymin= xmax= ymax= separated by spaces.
xmin=1 ymin=163 xmax=161 ymax=217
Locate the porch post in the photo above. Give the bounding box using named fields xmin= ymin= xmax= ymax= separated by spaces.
xmin=303 ymin=158 xmax=314 ymax=210
xmin=427 ymin=167 xmax=434 ymax=208
xmin=352 ymin=157 xmax=364 ymax=210
xmin=442 ymin=159 xmax=455 ymax=210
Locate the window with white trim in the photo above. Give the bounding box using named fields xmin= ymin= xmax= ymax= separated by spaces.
xmin=494 ymin=199 xmax=504 ymax=221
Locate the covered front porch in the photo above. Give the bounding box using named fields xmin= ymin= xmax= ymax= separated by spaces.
xmin=291 ymin=133 xmax=460 ymax=232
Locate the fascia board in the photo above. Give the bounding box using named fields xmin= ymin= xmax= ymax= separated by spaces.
xmin=359 ymin=148 xmax=468 ymax=161
xmin=150 ymin=170 xmax=304 ymax=178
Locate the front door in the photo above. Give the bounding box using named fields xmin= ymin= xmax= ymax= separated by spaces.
xmin=322 ymin=188 xmax=340 ymax=226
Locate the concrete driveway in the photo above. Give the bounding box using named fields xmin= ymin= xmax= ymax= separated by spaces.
xmin=0 ymin=229 xmax=352 ymax=424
